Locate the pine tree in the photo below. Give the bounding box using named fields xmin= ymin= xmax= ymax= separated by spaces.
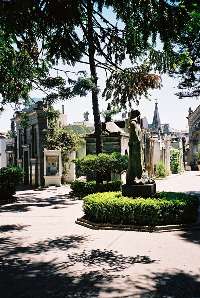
xmin=0 ymin=0 xmax=198 ymax=154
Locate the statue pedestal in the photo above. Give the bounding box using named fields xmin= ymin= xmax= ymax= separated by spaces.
xmin=122 ymin=183 xmax=156 ymax=198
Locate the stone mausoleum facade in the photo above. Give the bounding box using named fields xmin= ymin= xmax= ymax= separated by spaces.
xmin=14 ymin=101 xmax=47 ymax=186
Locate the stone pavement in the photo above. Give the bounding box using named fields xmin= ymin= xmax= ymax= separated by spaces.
xmin=0 ymin=171 xmax=200 ymax=297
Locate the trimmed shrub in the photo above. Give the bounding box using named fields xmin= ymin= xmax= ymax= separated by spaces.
xmin=156 ymin=161 xmax=167 ymax=178
xmin=195 ymin=152 xmax=200 ymax=165
xmin=0 ymin=166 xmax=23 ymax=200
xmin=71 ymin=180 xmax=122 ymax=197
xmin=170 ymin=149 xmax=181 ymax=174
xmin=83 ymin=192 xmax=199 ymax=226
xmin=74 ymin=152 xmax=128 ymax=181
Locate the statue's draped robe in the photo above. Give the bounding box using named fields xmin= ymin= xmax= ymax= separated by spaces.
xmin=126 ymin=119 xmax=143 ymax=185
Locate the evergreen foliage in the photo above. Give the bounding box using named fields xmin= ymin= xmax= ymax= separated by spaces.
xmin=174 ymin=2 xmax=200 ymax=98
xmin=0 ymin=166 xmax=23 ymax=199
xmin=71 ymin=180 xmax=122 ymax=197
xmin=156 ymin=161 xmax=167 ymax=178
xmin=170 ymin=149 xmax=181 ymax=174
xmin=0 ymin=0 xmax=199 ymax=153
xmin=74 ymin=152 xmax=128 ymax=181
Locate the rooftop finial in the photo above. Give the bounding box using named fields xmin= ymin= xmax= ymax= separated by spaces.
xmin=152 ymin=100 xmax=161 ymax=131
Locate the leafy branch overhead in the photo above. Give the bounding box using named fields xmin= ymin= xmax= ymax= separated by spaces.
xmin=39 ymin=74 xmax=97 ymax=105
xmin=103 ymin=66 xmax=161 ymax=109
xmin=175 ymin=6 xmax=200 ymax=98
xmin=0 ymin=31 xmax=49 ymax=107
xmin=0 ymin=0 xmax=196 ymax=105
xmin=0 ymin=0 xmax=199 ymax=157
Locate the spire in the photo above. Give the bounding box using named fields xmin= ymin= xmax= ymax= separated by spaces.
xmin=152 ymin=101 xmax=161 ymax=131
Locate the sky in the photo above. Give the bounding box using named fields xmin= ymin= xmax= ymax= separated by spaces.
xmin=55 ymin=72 xmax=199 ymax=132
xmin=0 ymin=6 xmax=199 ymax=132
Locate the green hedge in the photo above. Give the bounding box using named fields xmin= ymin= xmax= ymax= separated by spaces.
xmin=0 ymin=166 xmax=23 ymax=200
xmin=83 ymin=192 xmax=199 ymax=226
xmin=74 ymin=152 xmax=128 ymax=181
xmin=156 ymin=161 xmax=167 ymax=177
xmin=170 ymin=149 xmax=181 ymax=173
xmin=71 ymin=180 xmax=122 ymax=197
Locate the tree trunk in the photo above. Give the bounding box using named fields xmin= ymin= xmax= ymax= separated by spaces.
xmin=87 ymin=0 xmax=102 ymax=155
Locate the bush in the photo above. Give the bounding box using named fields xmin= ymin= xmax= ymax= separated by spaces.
xmin=156 ymin=161 xmax=167 ymax=177
xmin=195 ymin=152 xmax=200 ymax=164
xmin=170 ymin=149 xmax=181 ymax=174
xmin=71 ymin=180 xmax=122 ymax=197
xmin=83 ymin=191 xmax=199 ymax=226
xmin=0 ymin=166 xmax=23 ymax=200
xmin=74 ymin=152 xmax=128 ymax=181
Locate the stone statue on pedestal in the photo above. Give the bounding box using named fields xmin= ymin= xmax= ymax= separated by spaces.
xmin=122 ymin=109 xmax=156 ymax=197
xmin=126 ymin=109 xmax=143 ymax=185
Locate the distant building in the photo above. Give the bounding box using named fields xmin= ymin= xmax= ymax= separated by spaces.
xmin=148 ymin=102 xmax=173 ymax=135
xmin=13 ymin=101 xmax=81 ymax=186
xmin=86 ymin=121 xmax=129 ymax=155
xmin=0 ymin=132 xmax=15 ymax=168
xmin=147 ymin=102 xmax=186 ymax=174
xmin=14 ymin=101 xmax=48 ymax=186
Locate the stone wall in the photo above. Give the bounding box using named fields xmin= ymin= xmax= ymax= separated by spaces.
xmin=86 ymin=133 xmax=129 ymax=155
xmin=145 ymin=136 xmax=171 ymax=177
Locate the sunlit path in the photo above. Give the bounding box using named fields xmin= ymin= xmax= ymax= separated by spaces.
xmin=0 ymin=173 xmax=200 ymax=297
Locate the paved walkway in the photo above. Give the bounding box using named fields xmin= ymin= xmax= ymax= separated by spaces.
xmin=0 ymin=172 xmax=200 ymax=297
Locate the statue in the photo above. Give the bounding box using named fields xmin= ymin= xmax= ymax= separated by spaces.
xmin=122 ymin=109 xmax=156 ymax=197
xmin=83 ymin=111 xmax=89 ymax=122
xmin=126 ymin=109 xmax=143 ymax=185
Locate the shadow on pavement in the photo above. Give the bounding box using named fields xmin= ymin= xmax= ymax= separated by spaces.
xmin=177 ymin=228 xmax=200 ymax=245
xmin=0 ymin=235 xmax=88 ymax=258
xmin=1 ymin=254 xmax=199 ymax=297
xmin=0 ymin=234 xmax=157 ymax=297
xmin=0 ymin=257 xmax=118 ymax=298
xmin=136 ymin=271 xmax=200 ymax=298
xmin=66 ymin=249 xmax=155 ymax=272
xmin=0 ymin=194 xmax=79 ymax=213
xmin=0 ymin=224 xmax=29 ymax=233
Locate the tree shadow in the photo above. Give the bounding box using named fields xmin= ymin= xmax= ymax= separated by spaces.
xmin=0 ymin=257 xmax=119 ymax=298
xmin=0 ymin=235 xmax=157 ymax=297
xmin=174 ymin=190 xmax=200 ymax=246
xmin=177 ymin=227 xmax=200 ymax=245
xmin=0 ymin=224 xmax=29 ymax=233
xmin=0 ymin=195 xmax=79 ymax=213
xmin=0 ymin=235 xmax=88 ymax=258
xmin=66 ymin=249 xmax=156 ymax=272
xmin=135 ymin=271 xmax=200 ymax=297
xmin=0 ymin=204 xmax=31 ymax=213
